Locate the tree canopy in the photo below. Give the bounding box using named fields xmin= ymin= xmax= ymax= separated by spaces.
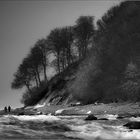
xmin=69 ymin=1 xmax=140 ymax=104
xmin=11 ymin=1 xmax=140 ymax=106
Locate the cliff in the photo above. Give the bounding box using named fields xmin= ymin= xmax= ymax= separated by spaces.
xmin=35 ymin=61 xmax=81 ymax=107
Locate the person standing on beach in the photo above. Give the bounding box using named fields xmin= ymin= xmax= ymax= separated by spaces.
xmin=8 ymin=106 xmax=11 ymax=112
xmin=4 ymin=106 xmax=7 ymax=113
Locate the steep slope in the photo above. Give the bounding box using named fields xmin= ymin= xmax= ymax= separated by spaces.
xmin=36 ymin=61 xmax=80 ymax=106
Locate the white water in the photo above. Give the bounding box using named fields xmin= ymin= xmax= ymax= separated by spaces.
xmin=129 ymin=117 xmax=140 ymax=122
xmin=0 ymin=114 xmax=140 ymax=139
xmin=12 ymin=114 xmax=60 ymax=122
xmin=104 ymin=114 xmax=118 ymax=120
xmin=55 ymin=109 xmax=64 ymax=115
xmin=67 ymin=121 xmax=140 ymax=140
xmin=86 ymin=111 xmax=91 ymax=114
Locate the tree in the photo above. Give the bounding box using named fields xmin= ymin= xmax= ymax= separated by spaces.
xmin=34 ymin=39 xmax=50 ymax=82
xmin=47 ymin=28 xmax=62 ymax=73
xmin=96 ymin=1 xmax=140 ymax=76
xmin=11 ymin=38 xmax=50 ymax=95
xmin=47 ymin=27 xmax=74 ymax=73
xmin=59 ymin=26 xmax=74 ymax=68
xmin=11 ymin=49 xmax=43 ymax=91
xmin=26 ymin=55 xmax=41 ymax=87
xmin=74 ymin=16 xmax=95 ymax=59
xmin=11 ymin=58 xmax=33 ymax=92
xmin=70 ymin=1 xmax=140 ymax=104
xmin=29 ymin=46 xmax=44 ymax=85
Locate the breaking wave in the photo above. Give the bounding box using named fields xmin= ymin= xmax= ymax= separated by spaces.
xmin=0 ymin=114 xmax=140 ymax=139
xmin=12 ymin=114 xmax=60 ymax=122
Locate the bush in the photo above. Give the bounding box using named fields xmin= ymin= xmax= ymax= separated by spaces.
xmin=121 ymin=62 xmax=140 ymax=101
xmin=21 ymin=81 xmax=48 ymax=106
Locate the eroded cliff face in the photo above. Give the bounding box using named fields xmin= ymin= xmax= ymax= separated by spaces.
xmin=37 ymin=61 xmax=80 ymax=106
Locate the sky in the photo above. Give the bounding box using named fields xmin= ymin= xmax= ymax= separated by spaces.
xmin=0 ymin=0 xmax=121 ymax=109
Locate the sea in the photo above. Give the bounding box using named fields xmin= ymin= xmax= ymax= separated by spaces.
xmin=0 ymin=114 xmax=140 ymax=140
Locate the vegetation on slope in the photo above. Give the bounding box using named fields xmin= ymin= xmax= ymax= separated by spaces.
xmin=11 ymin=1 xmax=140 ymax=106
xmin=70 ymin=1 xmax=140 ymax=104
xmin=11 ymin=16 xmax=94 ymax=106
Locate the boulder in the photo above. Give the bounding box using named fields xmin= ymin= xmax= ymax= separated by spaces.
xmin=85 ymin=114 xmax=97 ymax=121
xmin=117 ymin=116 xmax=124 ymax=119
xmin=98 ymin=118 xmax=108 ymax=120
xmin=124 ymin=121 xmax=140 ymax=129
xmin=18 ymin=112 xmax=25 ymax=115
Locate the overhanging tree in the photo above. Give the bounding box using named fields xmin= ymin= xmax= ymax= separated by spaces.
xmin=11 ymin=58 xmax=33 ymax=92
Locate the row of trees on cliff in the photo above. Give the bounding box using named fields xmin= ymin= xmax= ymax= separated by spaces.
xmin=70 ymin=1 xmax=140 ymax=104
xmin=12 ymin=1 xmax=140 ymax=106
xmin=11 ymin=16 xmax=95 ymax=105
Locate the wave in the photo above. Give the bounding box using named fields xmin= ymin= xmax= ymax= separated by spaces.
xmin=12 ymin=114 xmax=60 ymax=122
xmin=104 ymin=114 xmax=118 ymax=120
xmin=0 ymin=114 xmax=140 ymax=139
xmin=65 ymin=118 xmax=140 ymax=140
xmin=129 ymin=117 xmax=140 ymax=122
xmin=0 ymin=114 xmax=72 ymax=139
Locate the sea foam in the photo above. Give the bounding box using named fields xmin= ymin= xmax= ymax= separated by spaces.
xmin=12 ymin=114 xmax=60 ymax=122
xmin=129 ymin=117 xmax=140 ymax=122
xmin=67 ymin=121 xmax=140 ymax=140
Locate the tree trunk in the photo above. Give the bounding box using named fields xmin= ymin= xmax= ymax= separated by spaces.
xmin=25 ymin=83 xmax=32 ymax=93
xmin=35 ymin=68 xmax=41 ymax=85
xmin=42 ymin=51 xmax=48 ymax=82
xmin=62 ymin=58 xmax=65 ymax=71
xmin=57 ymin=52 xmax=61 ymax=74
xmin=43 ymin=63 xmax=48 ymax=82
xmin=62 ymin=47 xmax=66 ymax=71
xmin=67 ymin=45 xmax=71 ymax=66
xmin=35 ymin=75 xmax=39 ymax=87
xmin=78 ymin=46 xmax=82 ymax=60
xmin=82 ymin=41 xmax=87 ymax=58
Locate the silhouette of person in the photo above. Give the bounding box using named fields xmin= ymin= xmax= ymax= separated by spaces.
xmin=4 ymin=106 xmax=7 ymax=113
xmin=8 ymin=106 xmax=11 ymax=112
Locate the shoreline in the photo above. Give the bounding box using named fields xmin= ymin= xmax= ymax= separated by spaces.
xmin=0 ymin=102 xmax=140 ymax=117
xmin=37 ymin=102 xmax=140 ymax=116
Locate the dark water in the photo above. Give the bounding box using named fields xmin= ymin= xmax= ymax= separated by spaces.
xmin=0 ymin=114 xmax=140 ymax=140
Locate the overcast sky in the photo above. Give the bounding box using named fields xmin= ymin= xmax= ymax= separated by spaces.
xmin=0 ymin=0 xmax=121 ymax=109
